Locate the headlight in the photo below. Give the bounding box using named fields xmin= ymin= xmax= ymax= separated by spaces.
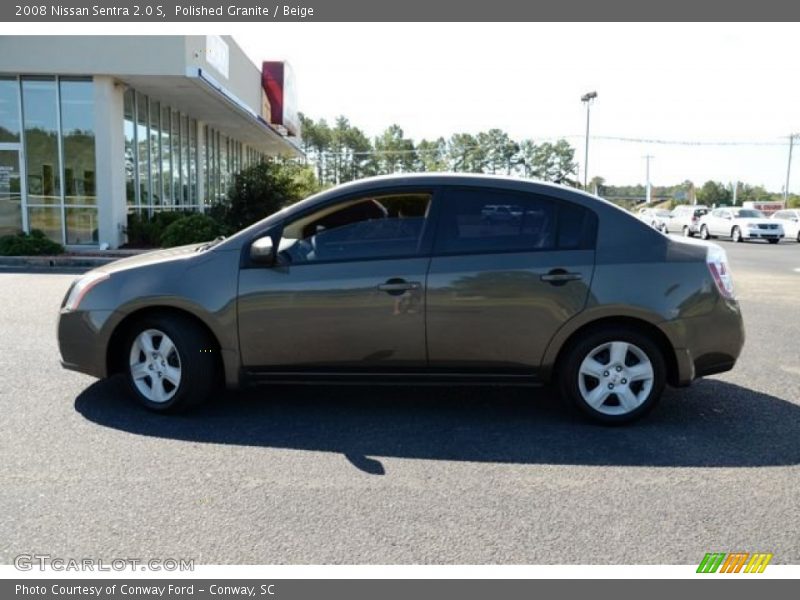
xmin=62 ymin=272 xmax=109 ymax=312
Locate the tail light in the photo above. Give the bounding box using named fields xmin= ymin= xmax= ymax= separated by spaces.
xmin=706 ymin=246 xmax=735 ymax=299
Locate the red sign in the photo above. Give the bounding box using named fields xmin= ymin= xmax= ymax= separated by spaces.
xmin=262 ymin=61 xmax=299 ymax=137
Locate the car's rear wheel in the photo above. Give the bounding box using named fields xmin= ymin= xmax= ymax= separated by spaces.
xmin=123 ymin=314 xmax=217 ymax=412
xmin=732 ymin=226 xmax=743 ymax=242
xmin=682 ymin=225 xmax=691 ymax=237
xmin=700 ymin=225 xmax=710 ymax=240
xmin=558 ymin=326 xmax=666 ymax=424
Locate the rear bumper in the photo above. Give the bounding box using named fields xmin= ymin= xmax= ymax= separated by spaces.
xmin=662 ymin=297 xmax=745 ymax=386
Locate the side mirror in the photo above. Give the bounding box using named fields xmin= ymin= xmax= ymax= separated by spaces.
xmin=250 ymin=236 xmax=275 ymax=266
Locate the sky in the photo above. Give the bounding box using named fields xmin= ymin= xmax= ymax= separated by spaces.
xmin=233 ymin=22 xmax=800 ymax=191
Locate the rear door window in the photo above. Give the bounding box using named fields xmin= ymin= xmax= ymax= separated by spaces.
xmin=433 ymin=188 xmax=596 ymax=255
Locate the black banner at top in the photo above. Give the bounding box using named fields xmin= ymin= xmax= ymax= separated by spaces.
xmin=2 ymin=0 xmax=800 ymax=22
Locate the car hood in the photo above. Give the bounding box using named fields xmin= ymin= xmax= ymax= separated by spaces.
xmin=95 ymin=244 xmax=203 ymax=275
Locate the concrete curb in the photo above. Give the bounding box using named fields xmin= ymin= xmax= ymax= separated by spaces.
xmin=0 ymin=255 xmax=120 ymax=268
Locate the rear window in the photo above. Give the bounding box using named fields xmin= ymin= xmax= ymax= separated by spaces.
xmin=434 ymin=188 xmax=596 ymax=255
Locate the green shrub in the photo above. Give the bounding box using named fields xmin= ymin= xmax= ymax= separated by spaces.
xmin=159 ymin=214 xmax=224 ymax=247
xmin=125 ymin=211 xmax=187 ymax=247
xmin=0 ymin=229 xmax=64 ymax=256
xmin=208 ymin=161 xmax=320 ymax=233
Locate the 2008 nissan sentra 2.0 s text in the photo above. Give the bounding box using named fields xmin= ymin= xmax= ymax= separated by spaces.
xmin=58 ymin=174 xmax=745 ymax=424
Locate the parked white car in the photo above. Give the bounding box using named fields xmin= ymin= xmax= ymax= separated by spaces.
xmin=698 ymin=207 xmax=784 ymax=244
xmin=770 ymin=209 xmax=800 ymax=242
xmin=663 ymin=205 xmax=709 ymax=236
xmin=636 ymin=207 xmax=672 ymax=231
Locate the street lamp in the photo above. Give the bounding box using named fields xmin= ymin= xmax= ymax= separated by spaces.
xmin=581 ymin=91 xmax=598 ymax=188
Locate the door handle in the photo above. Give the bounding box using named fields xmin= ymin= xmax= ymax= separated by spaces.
xmin=540 ymin=269 xmax=583 ymax=285
xmin=377 ymin=278 xmax=421 ymax=296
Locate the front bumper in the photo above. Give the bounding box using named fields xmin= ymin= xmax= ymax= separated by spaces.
xmin=57 ymin=308 xmax=117 ymax=379
xmin=745 ymin=230 xmax=783 ymax=240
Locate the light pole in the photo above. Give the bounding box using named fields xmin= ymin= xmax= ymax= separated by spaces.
xmin=785 ymin=133 xmax=798 ymax=201
xmin=581 ymin=91 xmax=597 ymax=188
xmin=643 ymin=155 xmax=654 ymax=204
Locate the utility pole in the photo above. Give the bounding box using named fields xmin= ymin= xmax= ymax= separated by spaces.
xmin=732 ymin=181 xmax=738 ymax=206
xmin=785 ymin=134 xmax=798 ymax=201
xmin=581 ymin=91 xmax=597 ymax=188
xmin=644 ymin=155 xmax=654 ymax=204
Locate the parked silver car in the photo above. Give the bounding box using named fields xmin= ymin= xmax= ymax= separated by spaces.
xmin=636 ymin=207 xmax=672 ymax=231
xmin=663 ymin=205 xmax=709 ymax=236
xmin=58 ymin=174 xmax=745 ymax=424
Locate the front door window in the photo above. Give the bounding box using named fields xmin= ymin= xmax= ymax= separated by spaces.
xmin=278 ymin=192 xmax=431 ymax=264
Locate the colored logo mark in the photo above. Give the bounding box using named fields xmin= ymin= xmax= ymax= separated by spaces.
xmin=697 ymin=552 xmax=773 ymax=573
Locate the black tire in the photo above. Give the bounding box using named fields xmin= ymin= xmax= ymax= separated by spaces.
xmin=682 ymin=225 xmax=692 ymax=237
xmin=768 ymin=238 xmax=780 ymax=244
xmin=122 ymin=313 xmax=219 ymax=413
xmin=700 ymin=225 xmax=710 ymax=240
xmin=557 ymin=325 xmax=667 ymax=425
xmin=732 ymin=226 xmax=743 ymax=243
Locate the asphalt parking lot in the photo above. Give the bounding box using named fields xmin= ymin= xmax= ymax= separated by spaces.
xmin=0 ymin=238 xmax=798 ymax=565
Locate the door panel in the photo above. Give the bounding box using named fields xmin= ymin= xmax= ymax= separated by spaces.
xmin=238 ymin=258 xmax=429 ymax=369
xmin=426 ymin=250 xmax=595 ymax=370
xmin=424 ymin=186 xmax=596 ymax=371
xmin=237 ymin=189 xmax=435 ymax=370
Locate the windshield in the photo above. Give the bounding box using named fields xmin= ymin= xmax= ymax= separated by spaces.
xmin=735 ymin=209 xmax=764 ymax=218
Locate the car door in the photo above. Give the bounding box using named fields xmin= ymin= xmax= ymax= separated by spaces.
xmin=425 ymin=186 xmax=597 ymax=374
xmin=707 ymin=209 xmax=723 ymax=236
xmin=237 ymin=189 xmax=436 ymax=371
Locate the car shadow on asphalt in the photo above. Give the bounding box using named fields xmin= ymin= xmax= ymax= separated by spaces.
xmin=75 ymin=376 xmax=800 ymax=474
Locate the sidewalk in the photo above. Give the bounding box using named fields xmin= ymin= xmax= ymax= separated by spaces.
xmin=0 ymin=248 xmax=148 ymax=269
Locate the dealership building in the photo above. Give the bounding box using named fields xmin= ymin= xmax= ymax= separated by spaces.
xmin=0 ymin=35 xmax=301 ymax=248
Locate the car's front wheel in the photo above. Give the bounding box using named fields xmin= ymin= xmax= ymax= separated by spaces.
xmin=732 ymin=226 xmax=743 ymax=242
xmin=558 ymin=326 xmax=666 ymax=424
xmin=123 ymin=314 xmax=218 ymax=412
xmin=700 ymin=225 xmax=710 ymax=240
xmin=682 ymin=225 xmax=691 ymax=237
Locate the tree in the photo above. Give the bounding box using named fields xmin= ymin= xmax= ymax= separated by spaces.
xmin=525 ymin=139 xmax=578 ymax=185
xmin=374 ymin=124 xmax=416 ymax=174
xmin=589 ymin=176 xmax=606 ymax=196
xmin=416 ymin=137 xmax=448 ymax=172
xmin=696 ymin=180 xmax=732 ymax=206
xmin=447 ymin=133 xmax=484 ymax=172
xmin=298 ymin=113 xmax=331 ymax=183
xmin=478 ymin=129 xmax=519 ymax=174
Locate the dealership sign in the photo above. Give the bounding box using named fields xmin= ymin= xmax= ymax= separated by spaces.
xmin=262 ymin=61 xmax=299 ymax=137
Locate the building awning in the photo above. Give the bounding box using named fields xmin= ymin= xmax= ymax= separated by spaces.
xmin=118 ymin=68 xmax=302 ymax=157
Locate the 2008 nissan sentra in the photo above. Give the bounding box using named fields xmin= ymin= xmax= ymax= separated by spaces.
xmin=58 ymin=174 xmax=745 ymax=424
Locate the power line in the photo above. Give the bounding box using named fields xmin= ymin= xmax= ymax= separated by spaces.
xmin=303 ymin=135 xmax=793 ymax=157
